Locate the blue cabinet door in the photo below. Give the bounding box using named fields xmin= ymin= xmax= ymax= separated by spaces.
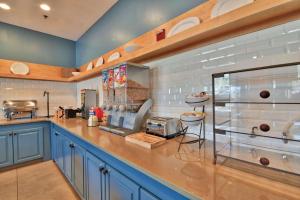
xmin=105 ymin=165 xmax=139 ymax=200
xmin=62 ymin=135 xmax=73 ymax=182
xmin=86 ymin=152 xmax=105 ymax=200
xmin=53 ymin=131 xmax=64 ymax=171
xmin=140 ymin=189 xmax=160 ymax=200
xmin=0 ymin=131 xmax=13 ymax=168
xmin=13 ymin=127 xmax=44 ymax=164
xmin=73 ymin=143 xmax=86 ymax=199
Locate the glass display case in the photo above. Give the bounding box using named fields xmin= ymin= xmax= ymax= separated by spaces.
xmin=212 ymin=62 xmax=300 ymax=185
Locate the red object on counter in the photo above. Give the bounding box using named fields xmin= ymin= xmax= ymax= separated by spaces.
xmin=94 ymin=107 xmax=104 ymax=121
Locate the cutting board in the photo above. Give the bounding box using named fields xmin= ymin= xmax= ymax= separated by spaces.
xmin=125 ymin=132 xmax=166 ymax=149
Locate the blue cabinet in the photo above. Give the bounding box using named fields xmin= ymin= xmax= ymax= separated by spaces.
xmin=105 ymin=165 xmax=139 ymax=200
xmin=13 ymin=127 xmax=44 ymax=164
xmin=140 ymin=189 xmax=159 ymax=200
xmin=0 ymin=131 xmax=13 ymax=168
xmin=85 ymin=151 xmax=139 ymax=200
xmin=62 ymin=135 xmax=73 ymax=182
xmin=52 ymin=131 xmax=64 ymax=171
xmin=52 ymin=126 xmax=86 ymax=199
xmin=73 ymin=143 xmax=86 ymax=199
xmin=51 ymin=124 xmax=189 ymax=200
xmin=86 ymin=152 xmax=105 ymax=200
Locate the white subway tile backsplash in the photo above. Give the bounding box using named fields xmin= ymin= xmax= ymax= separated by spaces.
xmin=0 ymin=78 xmax=77 ymax=118
xmin=146 ymin=19 xmax=300 ymax=140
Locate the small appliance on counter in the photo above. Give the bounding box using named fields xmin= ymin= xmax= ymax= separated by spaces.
xmin=146 ymin=117 xmax=180 ymax=139
xmin=80 ymin=89 xmax=97 ymax=119
xmin=99 ymin=62 xmax=152 ymax=136
xmin=2 ymin=100 xmax=38 ymax=120
xmin=55 ymin=106 xmax=81 ymax=119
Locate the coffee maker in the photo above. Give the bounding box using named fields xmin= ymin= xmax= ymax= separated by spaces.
xmin=80 ymin=89 xmax=97 ymax=119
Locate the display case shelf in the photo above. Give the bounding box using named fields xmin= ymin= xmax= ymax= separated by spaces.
xmin=215 ymin=101 xmax=300 ymax=105
xmin=212 ymin=62 xmax=300 ymax=181
xmin=217 ymin=142 xmax=300 ymax=175
xmin=214 ymin=127 xmax=300 ymax=143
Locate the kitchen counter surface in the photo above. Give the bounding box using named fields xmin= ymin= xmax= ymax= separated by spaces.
xmin=0 ymin=117 xmax=50 ymax=126
xmin=1 ymin=117 xmax=299 ymax=200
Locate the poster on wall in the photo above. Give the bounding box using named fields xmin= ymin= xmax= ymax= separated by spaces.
xmin=102 ymin=70 xmax=109 ymax=90
xmin=114 ymin=67 xmax=120 ymax=88
xmin=118 ymin=64 xmax=127 ymax=87
xmin=108 ymin=69 xmax=114 ymax=89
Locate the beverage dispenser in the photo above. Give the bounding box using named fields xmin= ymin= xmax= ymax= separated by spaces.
xmin=100 ymin=62 xmax=152 ymax=136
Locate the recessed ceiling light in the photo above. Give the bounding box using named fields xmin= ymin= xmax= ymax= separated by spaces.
xmin=0 ymin=3 xmax=11 ymax=10
xmin=40 ymin=3 xmax=50 ymax=11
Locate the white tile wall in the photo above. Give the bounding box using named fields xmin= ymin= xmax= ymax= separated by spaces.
xmin=72 ymin=20 xmax=300 ymax=143
xmin=0 ymin=78 xmax=77 ymax=118
xmin=146 ymin=19 xmax=300 ymax=140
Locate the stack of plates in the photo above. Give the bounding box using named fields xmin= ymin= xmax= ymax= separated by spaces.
xmin=185 ymin=92 xmax=209 ymax=107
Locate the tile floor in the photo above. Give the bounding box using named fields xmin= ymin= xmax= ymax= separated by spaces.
xmin=0 ymin=161 xmax=79 ymax=200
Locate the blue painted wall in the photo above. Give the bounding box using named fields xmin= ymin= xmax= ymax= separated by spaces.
xmin=76 ymin=0 xmax=206 ymax=66
xmin=0 ymin=22 xmax=75 ymax=67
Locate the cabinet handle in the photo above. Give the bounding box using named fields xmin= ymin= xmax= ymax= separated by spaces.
xmin=13 ymin=133 xmax=17 ymax=136
xmin=55 ymin=133 xmax=59 ymax=136
xmin=99 ymin=166 xmax=105 ymax=172
xmin=8 ymin=133 xmax=13 ymax=136
xmin=102 ymin=169 xmax=110 ymax=175
xmin=69 ymin=143 xmax=75 ymax=148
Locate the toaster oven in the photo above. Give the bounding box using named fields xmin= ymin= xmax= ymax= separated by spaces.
xmin=146 ymin=117 xmax=180 ymax=139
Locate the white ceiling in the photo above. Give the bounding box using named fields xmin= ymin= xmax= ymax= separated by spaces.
xmin=0 ymin=0 xmax=118 ymax=41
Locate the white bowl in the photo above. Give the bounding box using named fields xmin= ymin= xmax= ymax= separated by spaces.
xmin=180 ymin=112 xmax=205 ymax=126
xmin=185 ymin=93 xmax=209 ymax=107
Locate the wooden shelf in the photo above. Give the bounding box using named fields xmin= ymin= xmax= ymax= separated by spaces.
xmin=70 ymin=0 xmax=300 ymax=82
xmin=1 ymin=0 xmax=300 ymax=82
xmin=0 ymin=59 xmax=70 ymax=82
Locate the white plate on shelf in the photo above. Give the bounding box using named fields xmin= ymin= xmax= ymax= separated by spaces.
xmin=95 ymin=56 xmax=104 ymax=67
xmin=211 ymin=0 xmax=254 ymax=18
xmin=124 ymin=44 xmax=142 ymax=53
xmin=167 ymin=17 xmax=200 ymax=38
xmin=86 ymin=62 xmax=93 ymax=71
xmin=72 ymin=72 xmax=81 ymax=76
xmin=108 ymin=52 xmax=121 ymax=62
xmin=10 ymin=62 xmax=30 ymax=75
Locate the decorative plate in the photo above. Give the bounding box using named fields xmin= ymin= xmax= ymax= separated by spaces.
xmin=95 ymin=56 xmax=104 ymax=67
xmin=10 ymin=62 xmax=30 ymax=75
xmin=72 ymin=72 xmax=81 ymax=76
xmin=108 ymin=52 xmax=121 ymax=62
xmin=167 ymin=17 xmax=200 ymax=38
xmin=86 ymin=62 xmax=93 ymax=71
xmin=124 ymin=44 xmax=142 ymax=53
xmin=211 ymin=0 xmax=254 ymax=18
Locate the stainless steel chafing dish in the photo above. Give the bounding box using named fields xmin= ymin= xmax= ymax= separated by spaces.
xmin=2 ymin=100 xmax=38 ymax=120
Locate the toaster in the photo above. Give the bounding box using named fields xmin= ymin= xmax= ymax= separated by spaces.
xmin=146 ymin=117 xmax=180 ymax=139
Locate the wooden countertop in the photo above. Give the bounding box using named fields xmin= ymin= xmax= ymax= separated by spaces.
xmin=0 ymin=117 xmax=50 ymax=126
xmin=1 ymin=118 xmax=299 ymax=200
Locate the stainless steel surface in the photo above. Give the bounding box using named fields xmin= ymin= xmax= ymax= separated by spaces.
xmin=99 ymin=99 xmax=153 ymax=136
xmin=3 ymin=100 xmax=38 ymax=120
xmin=80 ymin=89 xmax=97 ymax=119
xmin=43 ymin=91 xmax=50 ymax=118
xmin=146 ymin=116 xmax=180 ymax=137
xmin=102 ymin=62 xmax=150 ymax=112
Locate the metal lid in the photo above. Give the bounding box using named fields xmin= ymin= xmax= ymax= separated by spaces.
xmin=3 ymin=100 xmax=38 ymax=112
